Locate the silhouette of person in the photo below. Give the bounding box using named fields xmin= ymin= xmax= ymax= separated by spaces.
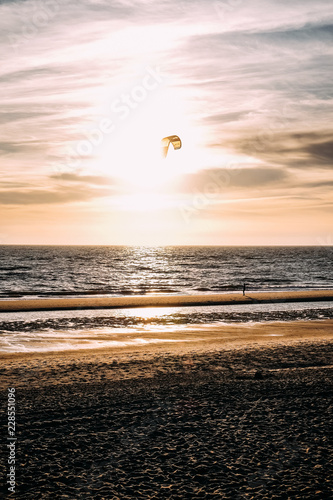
xmin=243 ymin=283 xmax=246 ymax=296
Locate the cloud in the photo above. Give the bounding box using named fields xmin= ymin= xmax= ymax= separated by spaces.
xmin=1 ymin=0 xmax=332 ymax=242
xmin=230 ymin=131 xmax=333 ymax=169
xmin=306 ymin=139 xmax=333 ymax=164
xmin=0 ymin=139 xmax=51 ymax=154
xmin=50 ymin=172 xmax=116 ymax=186
xmin=304 ymin=180 xmax=333 ymax=188
xmin=0 ymin=180 xmax=31 ymax=188
xmin=204 ymin=111 xmax=249 ymax=124
xmin=0 ymin=170 xmax=123 ymax=205
xmin=171 ymin=166 xmax=290 ymax=194
xmin=0 ymin=66 xmax=60 ymax=84
xmin=0 ymin=184 xmax=111 ymax=205
xmin=0 ymin=111 xmax=54 ymax=125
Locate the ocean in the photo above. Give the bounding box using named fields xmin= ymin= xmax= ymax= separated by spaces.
xmin=1 ymin=245 xmax=332 ymax=298
xmin=0 ymin=246 xmax=332 ymax=352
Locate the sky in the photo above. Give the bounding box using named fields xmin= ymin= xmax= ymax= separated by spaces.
xmin=0 ymin=0 xmax=332 ymax=245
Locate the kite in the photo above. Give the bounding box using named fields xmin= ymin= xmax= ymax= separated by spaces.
xmin=161 ymin=135 xmax=182 ymax=158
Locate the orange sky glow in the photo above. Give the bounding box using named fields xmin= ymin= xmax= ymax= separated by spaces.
xmin=0 ymin=0 xmax=332 ymax=245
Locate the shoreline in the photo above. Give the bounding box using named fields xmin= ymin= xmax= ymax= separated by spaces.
xmin=1 ymin=289 xmax=333 ymax=312
xmin=1 ymin=319 xmax=332 ymax=370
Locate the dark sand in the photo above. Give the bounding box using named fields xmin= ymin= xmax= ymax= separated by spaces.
xmin=1 ymin=289 xmax=333 ymax=312
xmin=1 ymin=321 xmax=332 ymax=499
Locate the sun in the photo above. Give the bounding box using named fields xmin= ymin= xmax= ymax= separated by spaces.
xmin=95 ymin=86 xmax=204 ymax=190
xmin=107 ymin=127 xmax=170 ymax=189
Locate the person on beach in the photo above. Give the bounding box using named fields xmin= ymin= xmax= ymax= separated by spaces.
xmin=243 ymin=283 xmax=246 ymax=296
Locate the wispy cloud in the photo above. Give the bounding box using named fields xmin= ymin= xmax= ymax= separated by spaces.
xmin=0 ymin=0 xmax=332 ymax=243
xmin=171 ymin=166 xmax=290 ymax=194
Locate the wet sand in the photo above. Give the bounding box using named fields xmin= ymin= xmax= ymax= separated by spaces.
xmin=1 ymin=289 xmax=333 ymax=312
xmin=0 ymin=321 xmax=332 ymax=499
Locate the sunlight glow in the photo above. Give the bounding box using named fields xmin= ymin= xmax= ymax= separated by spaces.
xmin=115 ymin=193 xmax=178 ymax=212
xmin=95 ymin=86 xmax=205 ymax=189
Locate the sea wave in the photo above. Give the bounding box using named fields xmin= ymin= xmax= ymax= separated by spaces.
xmin=0 ymin=245 xmax=332 ymax=299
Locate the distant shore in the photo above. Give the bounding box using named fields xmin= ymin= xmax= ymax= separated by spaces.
xmin=1 ymin=289 xmax=333 ymax=312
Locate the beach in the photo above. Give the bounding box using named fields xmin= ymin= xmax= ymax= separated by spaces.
xmin=1 ymin=319 xmax=332 ymax=499
xmin=1 ymin=290 xmax=333 ymax=312
xmin=2 ymin=0 xmax=333 ymax=492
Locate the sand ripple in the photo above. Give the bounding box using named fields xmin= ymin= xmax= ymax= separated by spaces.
xmin=0 ymin=342 xmax=332 ymax=499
